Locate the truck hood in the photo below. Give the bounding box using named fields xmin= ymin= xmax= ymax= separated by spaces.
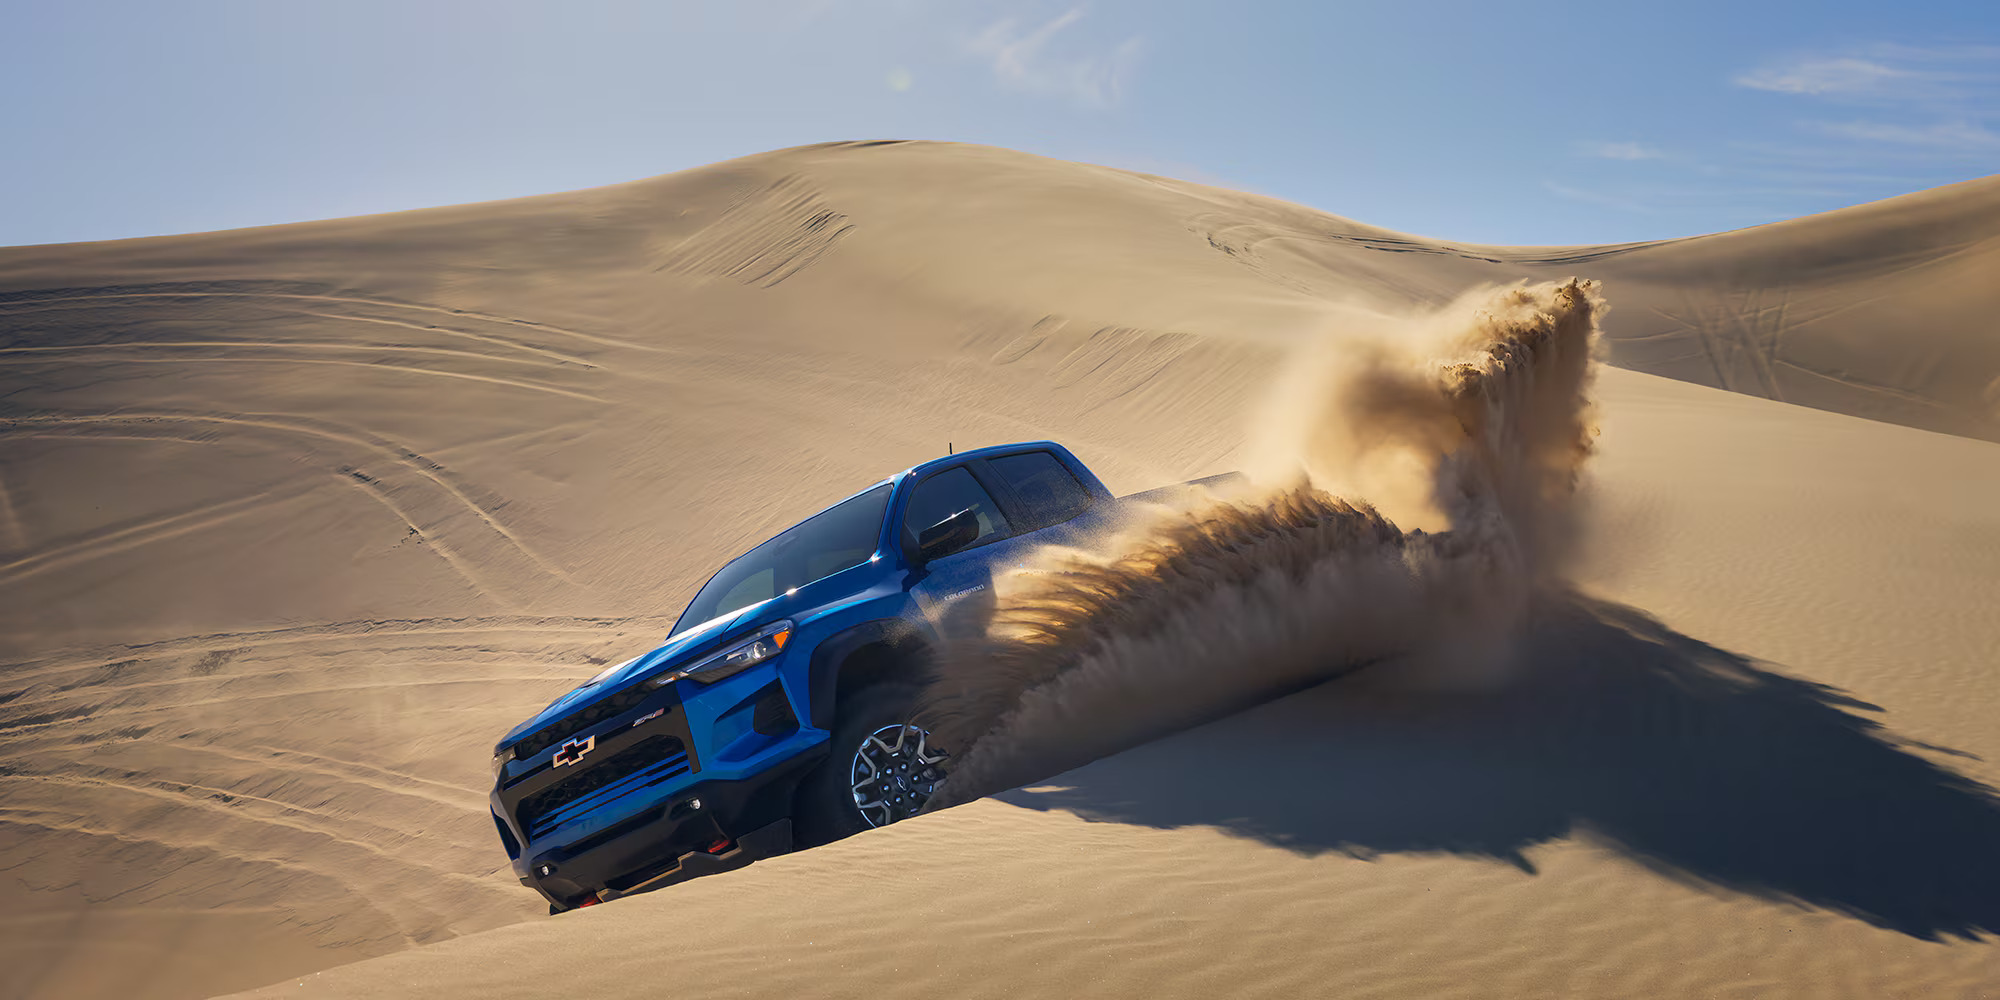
xmin=495 ymin=610 xmax=752 ymax=750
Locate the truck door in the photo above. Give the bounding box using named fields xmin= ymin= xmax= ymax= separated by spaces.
xmin=901 ymin=464 xmax=1038 ymax=639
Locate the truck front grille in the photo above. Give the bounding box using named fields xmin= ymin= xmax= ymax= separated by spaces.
xmin=508 ymin=685 xmax=654 ymax=760
xmin=515 ymin=735 xmax=691 ymax=840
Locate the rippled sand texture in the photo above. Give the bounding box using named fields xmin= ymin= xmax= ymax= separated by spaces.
xmin=1 ymin=142 xmax=1994 ymax=999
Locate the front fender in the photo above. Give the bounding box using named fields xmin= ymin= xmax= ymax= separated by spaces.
xmin=804 ymin=615 xmax=935 ymax=730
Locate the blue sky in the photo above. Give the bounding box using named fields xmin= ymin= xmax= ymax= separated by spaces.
xmin=4 ymin=0 xmax=1996 ymax=247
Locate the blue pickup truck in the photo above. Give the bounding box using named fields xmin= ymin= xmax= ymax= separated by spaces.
xmin=489 ymin=441 xmax=1217 ymax=912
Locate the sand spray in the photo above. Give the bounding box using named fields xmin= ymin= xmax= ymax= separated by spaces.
xmin=922 ymin=280 xmax=1604 ymax=807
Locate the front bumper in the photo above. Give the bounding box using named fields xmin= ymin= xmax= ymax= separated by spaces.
xmin=492 ymin=660 xmax=829 ymax=908
xmin=516 ymin=752 xmax=819 ymax=908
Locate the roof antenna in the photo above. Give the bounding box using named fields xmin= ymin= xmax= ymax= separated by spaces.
xmin=948 ymin=441 xmax=953 ymax=455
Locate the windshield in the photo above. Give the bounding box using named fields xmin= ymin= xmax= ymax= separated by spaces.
xmin=674 ymin=484 xmax=893 ymax=632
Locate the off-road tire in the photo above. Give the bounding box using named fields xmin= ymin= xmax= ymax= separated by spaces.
xmin=793 ymin=683 xmax=946 ymax=847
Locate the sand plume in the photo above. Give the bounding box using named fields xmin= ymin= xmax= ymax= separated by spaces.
xmin=923 ymin=279 xmax=1603 ymax=806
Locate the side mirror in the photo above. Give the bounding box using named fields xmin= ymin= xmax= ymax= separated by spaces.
xmin=916 ymin=508 xmax=980 ymax=564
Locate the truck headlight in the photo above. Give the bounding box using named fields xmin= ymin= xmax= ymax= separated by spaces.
xmin=491 ymin=747 xmax=514 ymax=778
xmin=650 ymin=621 xmax=793 ymax=688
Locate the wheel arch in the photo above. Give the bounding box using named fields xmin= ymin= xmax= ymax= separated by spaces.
xmin=804 ymin=619 xmax=934 ymax=731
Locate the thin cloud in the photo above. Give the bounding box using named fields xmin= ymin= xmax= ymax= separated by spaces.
xmin=1729 ymin=136 xmax=1996 ymax=168
xmin=1579 ymin=141 xmax=1665 ymax=161
xmin=1538 ymin=42 xmax=1994 ymax=235
xmin=1863 ymin=42 xmax=2000 ymax=66
xmin=1732 ymin=44 xmax=2000 ymax=111
xmin=1735 ymin=57 xmax=1906 ymax=96
xmin=1814 ymin=119 xmax=2000 ymax=151
xmin=1543 ymin=181 xmax=1658 ymax=215
xmin=967 ymin=7 xmax=1142 ymax=109
xmin=1729 ymin=43 xmax=2000 ymax=174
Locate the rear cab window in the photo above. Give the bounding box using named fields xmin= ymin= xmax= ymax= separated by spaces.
xmin=988 ymin=450 xmax=1094 ymax=532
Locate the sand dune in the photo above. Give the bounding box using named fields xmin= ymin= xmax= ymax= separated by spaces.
xmin=1124 ymin=167 xmax=2000 ymax=442
xmin=1 ymin=142 xmax=1995 ymax=999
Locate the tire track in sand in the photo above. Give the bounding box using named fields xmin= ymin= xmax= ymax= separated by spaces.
xmin=0 ymin=472 xmax=25 ymax=552
xmin=0 ymin=771 xmax=491 ymax=875
xmin=0 ymin=810 xmax=443 ymax=948
xmin=0 ymin=411 xmax=577 ymax=587
xmin=0 ymin=487 xmax=317 ymax=587
xmin=0 ymin=675 xmax=585 ymax=737
xmin=0 ymin=281 xmax=673 ymax=355
xmin=1 ymin=614 xmax=673 ymax=683
xmin=0 ymin=339 xmax=584 ymax=372
xmin=0 ymin=352 xmax=606 ymax=403
xmin=2 ymin=660 xmax=580 ymax=720
xmin=338 ymin=471 xmax=514 ymax=610
xmin=2 ymin=738 xmax=485 ymax=810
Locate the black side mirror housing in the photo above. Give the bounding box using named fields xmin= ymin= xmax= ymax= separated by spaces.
xmin=915 ymin=508 xmax=980 ymax=565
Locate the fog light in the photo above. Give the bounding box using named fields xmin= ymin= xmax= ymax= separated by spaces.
xmin=688 ymin=798 xmax=702 ymax=811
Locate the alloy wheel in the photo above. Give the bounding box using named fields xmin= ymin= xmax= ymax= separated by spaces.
xmin=848 ymin=723 xmax=948 ymax=827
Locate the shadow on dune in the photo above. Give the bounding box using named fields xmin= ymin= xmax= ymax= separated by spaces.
xmin=994 ymin=594 xmax=2000 ymax=942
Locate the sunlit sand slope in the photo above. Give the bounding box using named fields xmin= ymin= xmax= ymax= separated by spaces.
xmin=1 ymin=142 xmax=1993 ymax=999
xmin=232 ymin=368 xmax=2000 ymax=1000
xmin=1125 ymin=168 xmax=2000 ymax=440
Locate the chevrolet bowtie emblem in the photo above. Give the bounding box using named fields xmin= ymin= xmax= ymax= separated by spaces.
xmin=552 ymin=735 xmax=596 ymax=767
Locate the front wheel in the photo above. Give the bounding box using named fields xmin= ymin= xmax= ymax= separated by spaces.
xmin=793 ymin=684 xmax=949 ymax=847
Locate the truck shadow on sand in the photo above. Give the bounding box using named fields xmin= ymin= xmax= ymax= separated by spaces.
xmin=994 ymin=594 xmax=2000 ymax=941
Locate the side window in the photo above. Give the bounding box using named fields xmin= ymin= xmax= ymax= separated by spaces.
xmin=902 ymin=467 xmax=1010 ymax=556
xmin=989 ymin=451 xmax=1093 ymax=532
